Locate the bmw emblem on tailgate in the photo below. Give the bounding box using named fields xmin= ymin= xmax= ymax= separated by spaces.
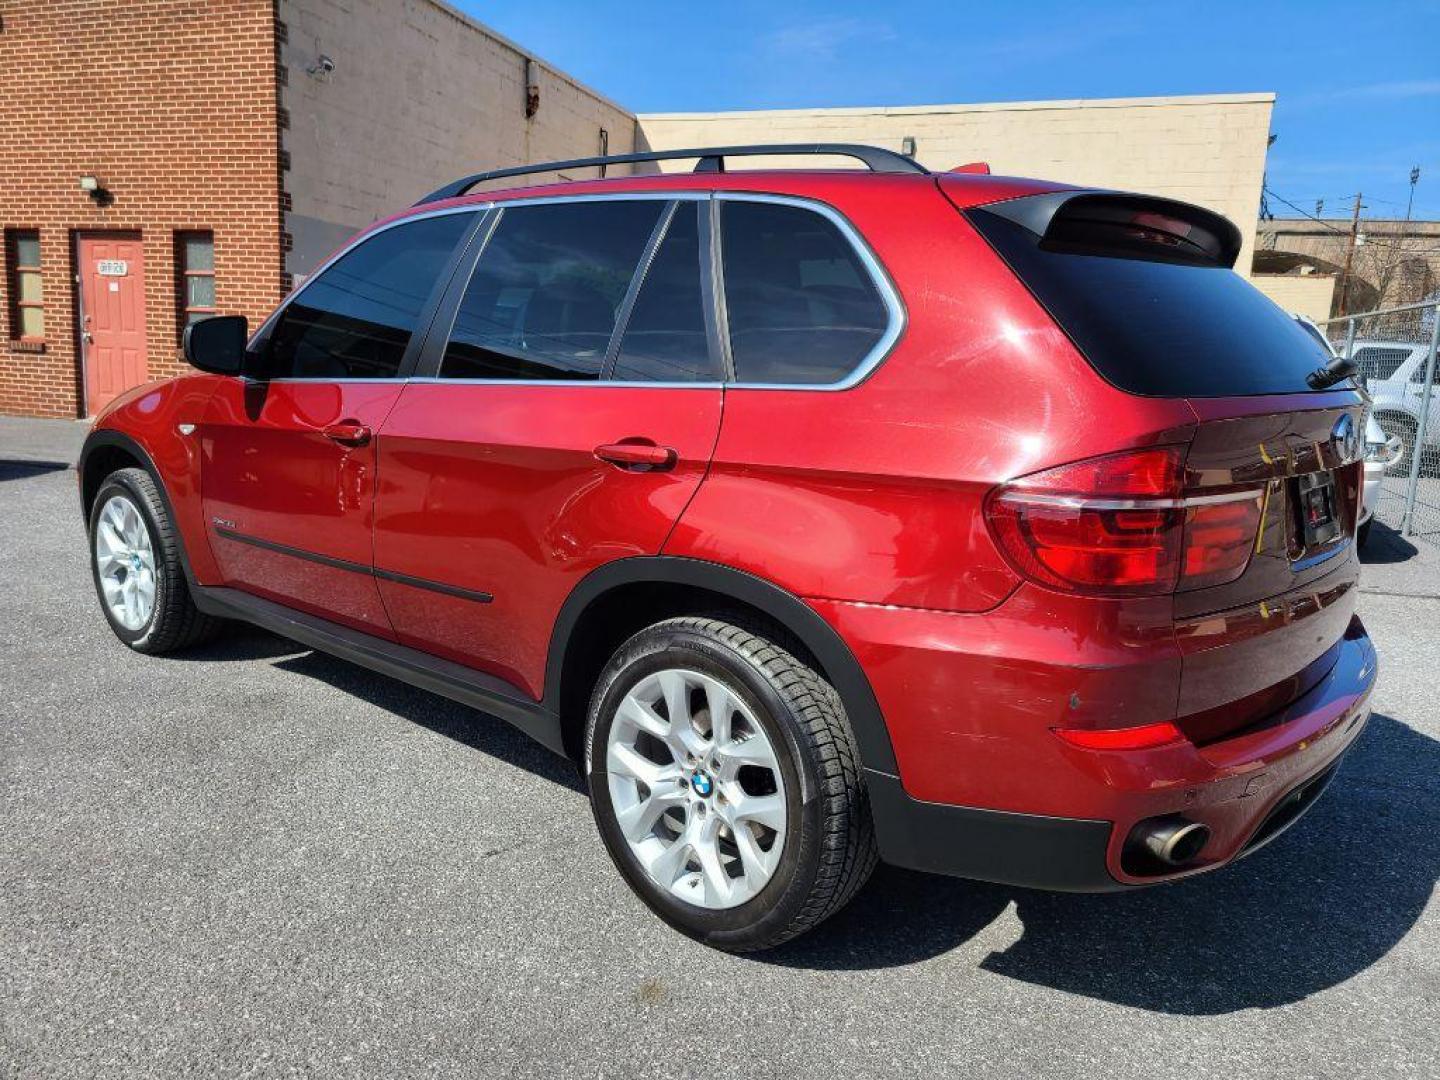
xmin=1331 ymin=413 xmax=1359 ymax=464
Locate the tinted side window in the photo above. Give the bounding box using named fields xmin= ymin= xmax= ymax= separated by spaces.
xmin=264 ymin=213 xmax=471 ymax=379
xmin=441 ymin=200 xmax=663 ymax=381
xmin=720 ymin=201 xmax=889 ymax=385
xmin=613 ymin=203 xmax=717 ymax=382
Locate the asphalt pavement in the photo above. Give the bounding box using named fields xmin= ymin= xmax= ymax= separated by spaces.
xmin=2 ymin=417 xmax=1437 ymax=1079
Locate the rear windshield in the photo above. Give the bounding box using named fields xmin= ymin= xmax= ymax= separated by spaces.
xmin=968 ymin=207 xmax=1339 ymax=397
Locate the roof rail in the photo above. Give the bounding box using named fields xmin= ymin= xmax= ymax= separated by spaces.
xmin=414 ymin=143 xmax=928 ymax=206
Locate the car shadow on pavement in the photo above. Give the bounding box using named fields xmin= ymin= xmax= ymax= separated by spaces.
xmin=1360 ymin=521 xmax=1419 ymax=564
xmin=762 ymin=714 xmax=1438 ymax=1015
xmin=0 ymin=458 xmax=71 ymax=481
xmin=271 ymin=646 xmax=587 ymax=793
xmin=164 ymin=624 xmax=1435 ymax=1014
xmin=168 ymin=624 xmax=315 ymax=663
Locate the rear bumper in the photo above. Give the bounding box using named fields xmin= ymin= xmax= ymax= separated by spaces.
xmin=1361 ymin=459 xmax=1384 ymax=526
xmin=855 ymin=614 xmax=1376 ymax=891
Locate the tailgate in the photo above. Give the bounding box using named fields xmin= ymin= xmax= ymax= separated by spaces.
xmin=1173 ymin=399 xmax=1365 ymax=742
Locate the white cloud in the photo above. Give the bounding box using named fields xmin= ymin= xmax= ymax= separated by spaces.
xmin=1291 ymin=79 xmax=1440 ymax=106
xmin=762 ymin=17 xmax=896 ymax=62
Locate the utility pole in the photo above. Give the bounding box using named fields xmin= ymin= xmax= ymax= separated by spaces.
xmin=1338 ymin=191 xmax=1363 ymax=316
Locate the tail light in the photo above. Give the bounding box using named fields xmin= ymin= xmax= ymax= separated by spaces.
xmin=984 ymin=447 xmax=1263 ymax=597
xmin=1053 ymin=720 xmax=1186 ymax=750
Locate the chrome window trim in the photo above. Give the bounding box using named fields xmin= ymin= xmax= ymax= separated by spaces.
xmin=406 ymin=377 xmax=726 ymax=390
xmin=246 ymin=190 xmax=905 ymax=392
xmin=714 ymin=191 xmax=906 ymax=392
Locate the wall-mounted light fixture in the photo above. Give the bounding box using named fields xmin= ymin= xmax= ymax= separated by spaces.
xmin=901 ymin=136 xmax=917 ymax=158
xmin=79 ymin=174 xmax=113 ymax=207
xmin=524 ymin=58 xmax=540 ymax=118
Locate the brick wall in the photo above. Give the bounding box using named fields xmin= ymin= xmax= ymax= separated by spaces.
xmin=0 ymin=0 xmax=283 ymax=417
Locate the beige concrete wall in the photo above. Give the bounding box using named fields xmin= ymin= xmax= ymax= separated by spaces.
xmin=279 ymin=0 xmax=637 ymax=278
xmin=639 ymin=93 xmax=1274 ymax=274
xmin=1251 ymin=274 xmax=1337 ymax=321
xmin=1258 ymin=218 xmax=1440 ymax=311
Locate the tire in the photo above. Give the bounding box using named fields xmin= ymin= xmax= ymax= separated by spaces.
xmin=585 ymin=616 xmax=877 ymax=952
xmin=1375 ymin=413 xmax=1417 ymax=478
xmin=1358 ymin=518 xmax=1373 ymax=548
xmin=88 ymin=467 xmax=221 ymax=654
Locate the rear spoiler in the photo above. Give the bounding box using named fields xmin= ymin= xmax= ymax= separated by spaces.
xmin=972 ymin=191 xmax=1243 ymax=269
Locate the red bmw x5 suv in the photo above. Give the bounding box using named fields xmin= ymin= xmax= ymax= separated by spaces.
xmin=80 ymin=144 xmax=1376 ymax=951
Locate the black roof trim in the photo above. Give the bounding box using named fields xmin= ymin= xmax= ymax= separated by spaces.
xmin=414 ymin=144 xmax=928 ymax=206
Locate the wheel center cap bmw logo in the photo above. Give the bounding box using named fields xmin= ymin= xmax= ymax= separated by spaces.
xmin=1331 ymin=413 xmax=1360 ymax=464
xmin=690 ymin=770 xmax=714 ymax=797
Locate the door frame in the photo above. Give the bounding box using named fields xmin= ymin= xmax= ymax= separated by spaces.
xmin=74 ymin=229 xmax=146 ymax=417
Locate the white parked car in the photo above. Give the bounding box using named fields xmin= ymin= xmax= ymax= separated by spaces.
xmin=1348 ymin=339 xmax=1438 ymax=478
xmin=1292 ymin=318 xmax=1399 ymax=546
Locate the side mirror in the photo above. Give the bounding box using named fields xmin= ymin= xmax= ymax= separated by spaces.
xmin=182 ymin=315 xmax=249 ymax=375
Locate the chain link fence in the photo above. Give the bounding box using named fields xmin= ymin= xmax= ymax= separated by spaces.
xmin=1317 ymin=299 xmax=1440 ymax=540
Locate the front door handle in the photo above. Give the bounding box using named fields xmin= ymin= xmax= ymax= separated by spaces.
xmin=322 ymin=421 xmax=372 ymax=448
xmin=594 ymin=440 xmax=678 ymax=471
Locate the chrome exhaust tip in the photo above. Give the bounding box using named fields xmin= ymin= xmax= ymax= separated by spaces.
xmin=1142 ymin=819 xmax=1211 ymax=866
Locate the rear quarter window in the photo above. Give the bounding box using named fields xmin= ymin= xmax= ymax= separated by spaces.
xmin=720 ymin=200 xmax=890 ymax=385
xmin=968 ymin=207 xmax=1339 ymax=398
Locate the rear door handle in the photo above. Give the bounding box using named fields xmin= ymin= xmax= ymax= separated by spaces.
xmin=322 ymin=421 xmax=372 ymax=448
xmin=594 ymin=440 xmax=678 ymax=471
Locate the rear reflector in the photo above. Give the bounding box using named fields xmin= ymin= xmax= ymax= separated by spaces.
xmin=984 ymin=447 xmax=1263 ymax=596
xmin=1053 ymin=720 xmax=1187 ymax=751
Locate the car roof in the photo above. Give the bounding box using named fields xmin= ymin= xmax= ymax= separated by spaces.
xmin=375 ymin=169 xmax=1073 ymax=231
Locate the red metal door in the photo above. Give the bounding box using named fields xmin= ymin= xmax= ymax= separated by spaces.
xmin=78 ymin=233 xmax=148 ymax=415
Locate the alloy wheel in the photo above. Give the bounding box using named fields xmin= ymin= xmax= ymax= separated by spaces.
xmin=605 ymin=667 xmax=787 ymax=910
xmin=94 ymin=494 xmax=157 ymax=631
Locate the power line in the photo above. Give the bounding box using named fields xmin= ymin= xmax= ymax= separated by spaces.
xmin=1262 ymin=185 xmax=1440 ymax=256
xmin=1262 ymin=186 xmax=1353 ymax=234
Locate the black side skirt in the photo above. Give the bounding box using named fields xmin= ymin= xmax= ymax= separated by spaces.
xmin=191 ymin=585 xmax=564 ymax=756
xmin=866 ymin=770 xmax=1122 ymax=892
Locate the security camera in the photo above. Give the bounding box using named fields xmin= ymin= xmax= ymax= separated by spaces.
xmin=307 ymin=54 xmax=335 ymax=76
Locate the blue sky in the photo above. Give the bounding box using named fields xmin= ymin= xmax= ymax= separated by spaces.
xmin=456 ymin=0 xmax=1440 ymax=222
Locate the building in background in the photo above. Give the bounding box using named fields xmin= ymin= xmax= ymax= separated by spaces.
xmin=1256 ymin=217 xmax=1440 ymax=322
xmin=2 ymin=1 xmax=1288 ymax=418
xmin=638 ymin=94 xmax=1277 ymax=276
xmin=0 ymin=0 xmax=633 ymax=418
